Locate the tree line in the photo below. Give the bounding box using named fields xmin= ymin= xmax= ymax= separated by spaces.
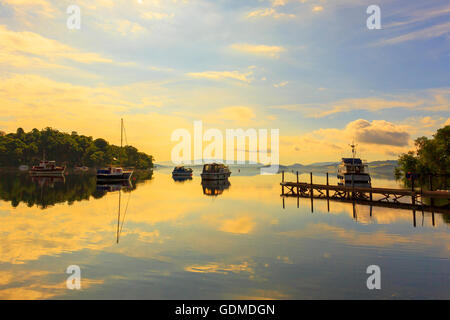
xmin=0 ymin=127 xmax=154 ymax=169
xmin=395 ymin=125 xmax=449 ymax=190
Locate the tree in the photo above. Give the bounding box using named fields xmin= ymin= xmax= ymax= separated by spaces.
xmin=0 ymin=127 xmax=154 ymax=169
xmin=395 ymin=125 xmax=449 ymax=189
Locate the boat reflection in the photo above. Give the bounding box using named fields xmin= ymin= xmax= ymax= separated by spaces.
xmin=31 ymin=175 xmax=65 ymax=188
xmin=96 ymin=180 xmax=133 ymax=192
xmin=201 ymin=179 xmax=231 ymax=197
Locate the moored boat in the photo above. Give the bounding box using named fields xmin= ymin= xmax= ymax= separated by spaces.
xmin=172 ymin=166 xmax=193 ymax=177
xmin=29 ymin=160 xmax=65 ymax=176
xmin=337 ymin=143 xmax=371 ymax=187
xmin=97 ymin=167 xmax=133 ymax=181
xmin=96 ymin=119 xmax=134 ymax=182
xmin=200 ymin=163 xmax=231 ymax=181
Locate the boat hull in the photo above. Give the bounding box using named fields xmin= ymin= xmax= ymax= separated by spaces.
xmin=29 ymin=169 xmax=65 ymax=176
xmin=200 ymin=172 xmax=231 ymax=180
xmin=172 ymin=172 xmax=193 ymax=177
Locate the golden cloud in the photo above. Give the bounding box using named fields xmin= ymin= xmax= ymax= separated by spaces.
xmin=231 ymin=43 xmax=286 ymax=59
xmin=187 ymin=70 xmax=254 ymax=83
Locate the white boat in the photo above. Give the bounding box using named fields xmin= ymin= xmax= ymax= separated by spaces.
xmin=29 ymin=160 xmax=65 ymax=176
xmin=200 ymin=163 xmax=231 ymax=181
xmin=337 ymin=143 xmax=371 ymax=187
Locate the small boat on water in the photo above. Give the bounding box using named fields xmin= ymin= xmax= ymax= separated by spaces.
xmin=19 ymin=165 xmax=29 ymax=171
xmin=96 ymin=119 xmax=133 ymax=182
xmin=97 ymin=167 xmax=133 ymax=181
xmin=200 ymin=163 xmax=231 ymax=181
xmin=30 ymin=160 xmax=65 ymax=176
xmin=172 ymin=166 xmax=193 ymax=177
xmin=337 ymin=143 xmax=371 ymax=187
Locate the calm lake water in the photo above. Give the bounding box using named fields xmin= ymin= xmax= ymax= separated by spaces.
xmin=0 ymin=169 xmax=448 ymax=299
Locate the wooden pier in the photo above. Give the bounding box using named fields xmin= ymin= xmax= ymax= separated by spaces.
xmin=280 ymin=171 xmax=450 ymax=215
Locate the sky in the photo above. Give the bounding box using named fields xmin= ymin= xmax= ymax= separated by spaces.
xmin=0 ymin=0 xmax=449 ymax=164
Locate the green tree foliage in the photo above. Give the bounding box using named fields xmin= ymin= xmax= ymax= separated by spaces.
xmin=0 ymin=127 xmax=154 ymax=169
xmin=395 ymin=125 xmax=449 ymax=189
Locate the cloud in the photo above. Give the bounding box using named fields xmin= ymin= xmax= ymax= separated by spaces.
xmin=0 ymin=25 xmax=113 ymax=64
xmin=274 ymin=81 xmax=289 ymax=88
xmin=1 ymin=0 xmax=56 ymax=18
xmin=141 ymin=11 xmax=175 ymax=20
xmin=247 ymin=8 xmax=296 ymax=19
xmin=345 ymin=119 xmax=410 ymax=147
xmin=312 ymin=6 xmax=323 ymax=12
xmin=280 ymin=119 xmax=413 ymax=162
xmin=217 ymin=106 xmax=257 ymax=126
xmin=187 ymin=70 xmax=254 ymax=83
xmin=99 ymin=19 xmax=147 ymax=36
xmin=271 ymin=89 xmax=450 ymax=118
xmin=376 ymin=22 xmax=450 ymax=46
xmin=231 ymin=43 xmax=286 ymax=58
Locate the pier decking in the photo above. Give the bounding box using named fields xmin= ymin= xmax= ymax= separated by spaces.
xmin=280 ymin=172 xmax=450 ymax=215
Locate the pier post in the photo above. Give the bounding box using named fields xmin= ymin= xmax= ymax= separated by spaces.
xmin=352 ymin=174 xmax=355 ymax=200
xmin=296 ymin=171 xmax=299 ymax=196
xmin=326 ymin=172 xmax=330 ymax=212
xmin=282 ymin=170 xmax=284 ymax=183
xmin=411 ymin=175 xmax=415 ymax=206
xmin=310 ymin=172 xmax=313 ymax=198
xmin=429 ymin=174 xmax=434 ymax=207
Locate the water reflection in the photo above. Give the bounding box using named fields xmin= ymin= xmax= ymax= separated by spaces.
xmin=201 ymin=179 xmax=231 ymax=196
xmin=31 ymin=176 xmax=66 ymax=187
xmin=96 ymin=180 xmax=133 ymax=193
xmin=0 ymin=170 xmax=152 ymax=209
xmin=282 ymin=194 xmax=449 ymax=227
xmin=115 ymin=187 xmax=132 ymax=244
xmin=0 ymin=171 xmax=448 ymax=299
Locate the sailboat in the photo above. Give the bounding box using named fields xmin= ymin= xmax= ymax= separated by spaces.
xmin=96 ymin=119 xmax=134 ymax=181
